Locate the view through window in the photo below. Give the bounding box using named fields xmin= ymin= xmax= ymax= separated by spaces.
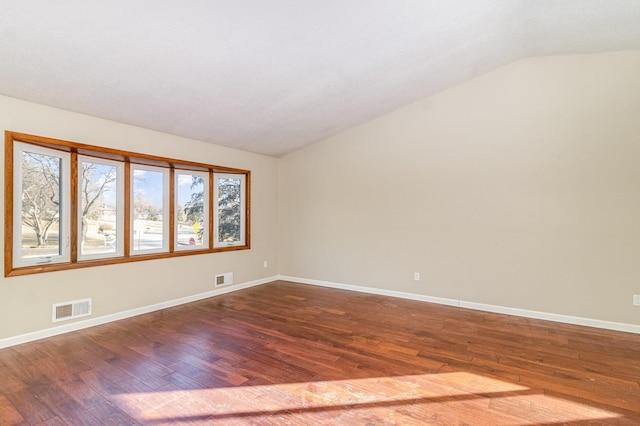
xmin=5 ymin=131 xmax=250 ymax=277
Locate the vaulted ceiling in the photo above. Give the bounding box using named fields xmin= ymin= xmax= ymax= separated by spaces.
xmin=1 ymin=1 xmax=640 ymax=156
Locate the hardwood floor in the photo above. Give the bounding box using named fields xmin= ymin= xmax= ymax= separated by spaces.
xmin=1 ymin=280 xmax=640 ymax=425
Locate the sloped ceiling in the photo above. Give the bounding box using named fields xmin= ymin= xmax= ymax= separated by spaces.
xmin=1 ymin=1 xmax=639 ymax=157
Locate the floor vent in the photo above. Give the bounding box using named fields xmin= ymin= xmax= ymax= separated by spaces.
xmin=215 ymin=272 xmax=233 ymax=287
xmin=52 ymin=298 xmax=92 ymax=323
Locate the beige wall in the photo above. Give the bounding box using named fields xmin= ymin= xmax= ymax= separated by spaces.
xmin=0 ymin=95 xmax=279 ymax=340
xmin=3 ymin=50 xmax=640 ymax=342
xmin=279 ymin=51 xmax=640 ymax=325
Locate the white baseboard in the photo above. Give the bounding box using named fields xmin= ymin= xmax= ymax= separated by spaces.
xmin=278 ymin=275 xmax=640 ymax=335
xmin=0 ymin=275 xmax=277 ymax=349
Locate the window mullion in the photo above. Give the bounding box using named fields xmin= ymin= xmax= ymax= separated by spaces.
xmin=70 ymin=152 xmax=78 ymax=263
xmin=169 ymin=167 xmax=175 ymax=253
xmin=209 ymin=171 xmax=214 ymax=249
xmin=124 ymin=162 xmax=131 ymax=257
xmin=4 ymin=135 xmax=15 ymax=276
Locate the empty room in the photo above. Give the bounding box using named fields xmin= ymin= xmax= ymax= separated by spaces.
xmin=1 ymin=1 xmax=640 ymax=424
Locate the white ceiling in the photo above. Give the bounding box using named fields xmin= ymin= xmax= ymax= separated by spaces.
xmin=1 ymin=1 xmax=639 ymax=157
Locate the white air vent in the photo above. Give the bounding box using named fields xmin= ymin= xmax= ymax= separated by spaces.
xmin=52 ymin=298 xmax=92 ymax=323
xmin=215 ymin=272 xmax=233 ymax=287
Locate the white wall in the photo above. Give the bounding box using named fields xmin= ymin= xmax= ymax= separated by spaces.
xmin=279 ymin=51 xmax=640 ymax=326
xmin=0 ymin=95 xmax=279 ymax=341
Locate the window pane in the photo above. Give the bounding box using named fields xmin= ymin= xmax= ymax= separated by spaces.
xmin=176 ymin=172 xmax=208 ymax=249
xmin=132 ymin=167 xmax=167 ymax=252
xmin=19 ymin=150 xmax=64 ymax=259
xmin=216 ymin=175 xmax=244 ymax=246
xmin=79 ymin=159 xmax=121 ymax=258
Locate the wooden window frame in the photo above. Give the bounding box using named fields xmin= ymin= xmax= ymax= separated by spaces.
xmin=77 ymin=155 xmax=125 ymax=261
xmin=213 ymin=173 xmax=247 ymax=248
xmin=4 ymin=131 xmax=251 ymax=277
xmin=130 ymin=163 xmax=170 ymax=255
xmin=12 ymin=142 xmax=71 ymax=268
xmin=174 ymin=169 xmax=210 ymax=252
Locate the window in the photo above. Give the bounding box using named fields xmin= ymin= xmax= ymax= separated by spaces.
xmin=78 ymin=156 xmax=124 ymax=260
xmin=13 ymin=142 xmax=70 ymax=267
xmin=5 ymin=131 xmax=250 ymax=276
xmin=214 ymin=173 xmax=246 ymax=247
xmin=175 ymin=170 xmax=209 ymax=250
xmin=131 ymin=165 xmax=169 ymax=254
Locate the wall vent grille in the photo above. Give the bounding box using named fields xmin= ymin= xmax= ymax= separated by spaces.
xmin=52 ymin=298 xmax=92 ymax=323
xmin=215 ymin=272 xmax=233 ymax=287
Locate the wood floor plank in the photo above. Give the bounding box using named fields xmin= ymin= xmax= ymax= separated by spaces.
xmin=2 ymin=388 xmax=56 ymax=425
xmin=1 ymin=280 xmax=640 ymax=424
xmin=0 ymin=392 xmax=26 ymax=425
xmin=35 ymin=392 xmax=103 ymax=426
xmin=85 ymin=401 xmax=139 ymax=426
xmin=32 ymin=419 xmax=66 ymax=426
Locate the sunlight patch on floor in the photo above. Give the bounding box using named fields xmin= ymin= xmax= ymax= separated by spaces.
xmin=112 ymin=372 xmax=621 ymax=424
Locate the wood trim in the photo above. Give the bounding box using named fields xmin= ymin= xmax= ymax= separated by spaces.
xmin=209 ymin=172 xmax=215 ymax=249
xmin=7 ymin=131 xmax=248 ymax=174
xmin=124 ymin=162 xmax=131 ymax=258
xmin=4 ymin=132 xmax=14 ymax=277
xmin=4 ymin=131 xmax=251 ymax=277
xmin=169 ymin=167 xmax=175 ymax=253
xmin=245 ymin=171 xmax=251 ymax=249
xmin=70 ymin=152 xmax=79 ymax=263
xmin=6 ymin=245 xmax=250 ymax=277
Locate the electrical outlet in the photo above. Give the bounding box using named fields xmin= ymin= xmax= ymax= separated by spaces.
xmin=264 ymin=260 xmax=268 ymax=268
xmin=633 ymin=295 xmax=640 ymax=306
xmin=414 ymin=272 xmax=420 ymax=281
